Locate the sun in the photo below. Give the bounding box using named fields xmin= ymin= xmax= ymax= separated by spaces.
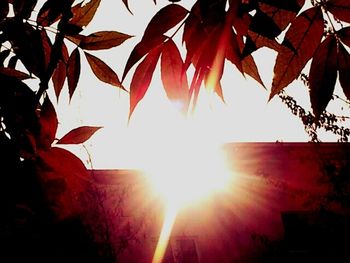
xmin=140 ymin=106 xmax=233 ymax=263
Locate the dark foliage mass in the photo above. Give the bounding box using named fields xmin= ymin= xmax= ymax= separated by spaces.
xmin=1 ymin=0 xmax=350 ymax=262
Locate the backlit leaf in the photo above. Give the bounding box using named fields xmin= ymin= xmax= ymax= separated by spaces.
xmin=84 ymin=52 xmax=124 ymax=89
xmin=249 ymin=9 xmax=281 ymax=39
xmin=129 ymin=46 xmax=162 ymax=118
xmin=57 ymin=126 xmax=102 ymax=144
xmin=39 ymin=97 xmax=58 ymax=148
xmin=36 ymin=0 xmax=62 ymax=26
xmin=161 ymin=39 xmax=188 ymax=112
xmin=309 ymin=35 xmax=337 ymax=119
xmin=259 ymin=0 xmax=305 ymax=12
xmin=270 ymin=7 xmax=324 ymax=99
xmin=41 ymin=29 xmax=52 ymax=70
xmin=226 ymin=29 xmax=243 ymax=73
xmin=143 ymin=4 xmax=188 ymax=41
xmin=70 ymin=0 xmax=101 ymax=28
xmin=79 ymin=31 xmax=132 ymax=50
xmin=0 ymin=67 xmax=31 ymax=80
xmin=326 ymin=0 xmax=350 ymax=23
xmin=67 ymin=48 xmax=80 ymax=99
xmin=122 ymin=35 xmax=166 ymax=81
xmin=338 ymin=43 xmax=350 ymax=101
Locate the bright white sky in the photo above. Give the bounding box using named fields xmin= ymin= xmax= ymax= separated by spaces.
xmin=52 ymin=0 xmax=350 ymax=169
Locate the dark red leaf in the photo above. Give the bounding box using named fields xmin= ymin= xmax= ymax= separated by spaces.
xmin=79 ymin=31 xmax=132 ymax=50
xmin=41 ymin=29 xmax=52 ymax=70
xmin=39 ymin=97 xmax=58 ymax=148
xmin=57 ymin=126 xmax=102 ymax=144
xmin=161 ymin=39 xmax=189 ymax=112
xmin=67 ymin=48 xmax=80 ymax=99
xmin=36 ymin=0 xmax=62 ymax=26
xmin=121 ymin=0 xmax=132 ymax=14
xmin=12 ymin=0 xmax=37 ymax=19
xmin=270 ymin=7 xmax=324 ymax=99
xmin=237 ymin=35 xmax=265 ymax=88
xmin=226 ymin=29 xmax=243 ymax=73
xmin=122 ymin=35 xmax=166 ymax=81
xmin=0 ymin=67 xmax=31 ymax=80
xmin=309 ymin=35 xmax=338 ymax=119
xmin=129 ymin=46 xmax=162 ymax=119
xmin=260 ymin=0 xmax=305 ymax=12
xmin=70 ymin=0 xmax=101 ymax=28
xmin=338 ymin=43 xmax=350 ymax=101
xmin=259 ymin=0 xmax=305 ymax=31
xmin=338 ymin=27 xmax=350 ymax=48
xmin=143 ymin=4 xmax=188 ymax=41
xmin=249 ymin=9 xmax=281 ymax=39
xmin=66 ymin=34 xmax=85 ymax=46
xmin=52 ymin=60 xmax=66 ymax=99
xmin=326 ymin=0 xmax=350 ymax=23
xmin=8 ymin=56 xmax=18 ymax=68
xmin=84 ymin=52 xmax=124 ymax=90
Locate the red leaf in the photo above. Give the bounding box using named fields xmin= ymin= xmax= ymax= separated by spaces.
xmin=129 ymin=46 xmax=162 ymax=119
xmin=270 ymin=7 xmax=324 ymax=100
xmin=338 ymin=27 xmax=350 ymax=48
xmin=259 ymin=0 xmax=305 ymax=31
xmin=309 ymin=35 xmax=338 ymax=119
xmin=122 ymin=35 xmax=166 ymax=81
xmin=52 ymin=60 xmax=66 ymax=99
xmin=237 ymin=35 xmax=265 ymax=87
xmin=338 ymin=43 xmax=350 ymax=101
xmin=79 ymin=31 xmax=132 ymax=50
xmin=0 ymin=67 xmax=31 ymax=80
xmin=84 ymin=52 xmax=124 ymax=90
xmin=143 ymin=4 xmax=188 ymax=41
xmin=39 ymin=97 xmax=58 ymax=149
xmin=326 ymin=0 xmax=350 ymax=23
xmin=67 ymin=48 xmax=81 ymax=99
xmin=226 ymin=29 xmax=242 ymax=73
xmin=161 ymin=39 xmax=189 ymax=112
xmin=57 ymin=126 xmax=102 ymax=144
xmin=41 ymin=29 xmax=52 ymax=70
xmin=70 ymin=0 xmax=101 ymax=28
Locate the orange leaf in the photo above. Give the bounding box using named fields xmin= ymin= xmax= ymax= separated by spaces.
xmin=79 ymin=31 xmax=132 ymax=50
xmin=326 ymin=0 xmax=350 ymax=23
xmin=70 ymin=0 xmax=101 ymax=28
xmin=338 ymin=43 xmax=350 ymax=101
xmin=309 ymin=35 xmax=338 ymax=119
xmin=129 ymin=46 xmax=162 ymax=119
xmin=67 ymin=48 xmax=81 ymax=99
xmin=122 ymin=35 xmax=166 ymax=81
xmin=143 ymin=4 xmax=188 ymax=41
xmin=52 ymin=60 xmax=66 ymax=99
xmin=57 ymin=126 xmax=102 ymax=144
xmin=161 ymin=39 xmax=189 ymax=112
xmin=84 ymin=52 xmax=124 ymax=90
xmin=270 ymin=7 xmax=324 ymax=100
